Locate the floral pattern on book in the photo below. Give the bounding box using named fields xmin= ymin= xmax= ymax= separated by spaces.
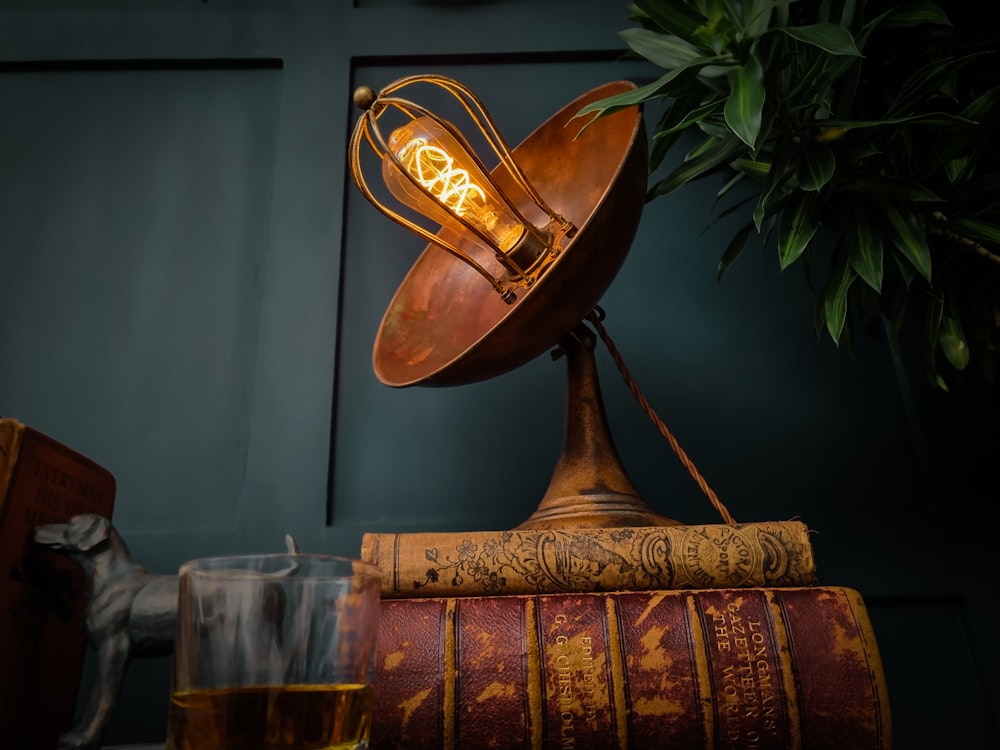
xmin=410 ymin=525 xmax=802 ymax=594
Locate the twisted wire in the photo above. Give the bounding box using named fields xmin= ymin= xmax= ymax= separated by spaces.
xmin=586 ymin=308 xmax=737 ymax=525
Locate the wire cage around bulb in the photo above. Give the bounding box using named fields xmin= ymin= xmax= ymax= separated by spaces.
xmin=349 ymin=74 xmax=577 ymax=303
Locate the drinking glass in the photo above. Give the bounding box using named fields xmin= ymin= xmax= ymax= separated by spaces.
xmin=165 ymin=553 xmax=381 ymax=750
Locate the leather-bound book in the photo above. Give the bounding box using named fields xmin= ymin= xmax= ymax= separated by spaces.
xmin=362 ymin=520 xmax=816 ymax=598
xmin=0 ymin=417 xmax=117 ymax=750
xmin=372 ymin=586 xmax=891 ymax=749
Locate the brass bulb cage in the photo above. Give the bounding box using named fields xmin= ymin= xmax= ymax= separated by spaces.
xmin=349 ymin=74 xmax=576 ymax=302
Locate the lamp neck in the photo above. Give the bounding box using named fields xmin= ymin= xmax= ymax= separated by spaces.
xmin=515 ymin=323 xmax=680 ymax=530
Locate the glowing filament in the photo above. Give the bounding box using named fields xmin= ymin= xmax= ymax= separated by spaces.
xmin=398 ymin=138 xmax=497 ymax=229
xmin=384 ymin=117 xmax=525 ymax=253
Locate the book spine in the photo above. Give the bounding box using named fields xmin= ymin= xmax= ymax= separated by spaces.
xmin=0 ymin=418 xmax=117 ymax=750
xmin=362 ymin=520 xmax=816 ymax=598
xmin=0 ymin=418 xmax=23 ymax=510
xmin=372 ymin=586 xmax=891 ymax=750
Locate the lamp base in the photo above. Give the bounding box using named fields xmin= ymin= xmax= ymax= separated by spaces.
xmin=516 ymin=497 xmax=679 ymax=529
xmin=515 ymin=323 xmax=681 ymax=530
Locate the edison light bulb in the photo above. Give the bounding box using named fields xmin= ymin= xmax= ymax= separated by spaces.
xmin=383 ymin=116 xmax=525 ymax=253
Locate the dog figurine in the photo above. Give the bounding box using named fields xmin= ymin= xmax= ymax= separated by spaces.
xmin=33 ymin=514 xmax=179 ymax=750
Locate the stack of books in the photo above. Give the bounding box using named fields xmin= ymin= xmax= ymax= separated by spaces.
xmin=362 ymin=520 xmax=892 ymax=749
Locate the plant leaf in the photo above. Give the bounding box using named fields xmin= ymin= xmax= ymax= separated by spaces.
xmin=716 ymin=170 xmax=745 ymax=198
xmin=731 ymin=157 xmax=771 ymax=180
xmin=950 ymin=216 xmax=1000 ymax=244
xmin=798 ymin=142 xmax=836 ymax=191
xmin=887 ymin=52 xmax=987 ymax=117
xmin=945 ymin=175 xmax=1000 ymax=206
xmin=743 ymin=0 xmax=781 ymax=37
xmin=945 ymin=156 xmax=972 ymax=183
xmin=847 ymin=175 xmax=941 ymax=202
xmin=634 ymin=0 xmax=711 ymax=44
xmin=574 ymin=61 xmax=721 ymax=121
xmin=774 ymin=23 xmax=861 ymax=56
xmin=654 ymin=97 xmax=725 ymax=137
xmin=648 ymin=92 xmax=723 ymax=171
xmin=620 ymin=27 xmax=703 ymax=68
xmin=882 ymin=1 xmax=952 ymax=28
xmin=813 ymin=112 xmax=974 ymax=132
xmin=848 ymin=208 xmax=884 ymax=291
xmin=823 ymin=250 xmax=857 ymax=344
xmin=724 ymin=54 xmax=765 ymax=148
xmin=890 ymin=243 xmax=917 ymax=287
xmin=923 ymin=87 xmax=1000 ymax=178
xmin=938 ymin=314 xmax=970 ymax=370
xmin=883 ymin=203 xmax=932 ymax=281
xmin=957 ymin=85 xmax=1000 ymax=124
xmin=697 ymin=117 xmax=733 ymax=139
xmin=717 ymin=222 xmax=755 ymax=280
xmin=778 ymin=190 xmax=820 ymax=269
xmin=924 ymin=289 xmax=944 ymax=367
xmin=691 ymin=6 xmax=738 ymax=53
xmin=649 ymin=128 xmax=686 ymax=174
xmin=714 ymin=190 xmax=759 ymax=222
xmin=752 ymin=145 xmax=794 ymax=230
xmin=647 ymin=135 xmax=744 ymax=198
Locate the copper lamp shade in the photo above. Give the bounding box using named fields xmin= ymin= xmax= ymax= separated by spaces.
xmin=372 ymin=81 xmax=647 ymax=388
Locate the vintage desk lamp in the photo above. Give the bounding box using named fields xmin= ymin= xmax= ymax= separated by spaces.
xmin=348 ymin=74 xmax=733 ymax=530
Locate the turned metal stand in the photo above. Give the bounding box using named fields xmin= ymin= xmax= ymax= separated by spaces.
xmin=517 ymin=323 xmax=680 ymax=529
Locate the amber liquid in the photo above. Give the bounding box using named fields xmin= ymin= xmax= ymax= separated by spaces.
xmin=166 ymin=683 xmax=372 ymax=750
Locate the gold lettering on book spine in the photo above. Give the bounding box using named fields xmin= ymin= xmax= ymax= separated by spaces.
xmin=705 ymin=593 xmax=798 ymax=749
xmin=547 ymin=608 xmax=607 ymax=748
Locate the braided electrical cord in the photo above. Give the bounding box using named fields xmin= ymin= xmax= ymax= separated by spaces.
xmin=586 ymin=307 xmax=737 ymax=525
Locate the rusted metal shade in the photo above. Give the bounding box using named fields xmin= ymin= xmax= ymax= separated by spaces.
xmin=372 ymin=81 xmax=647 ymax=388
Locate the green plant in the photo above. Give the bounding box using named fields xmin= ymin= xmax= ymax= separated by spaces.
xmin=579 ymin=0 xmax=1000 ymax=390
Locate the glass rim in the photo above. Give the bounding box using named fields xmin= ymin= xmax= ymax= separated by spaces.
xmin=179 ymin=552 xmax=381 ymax=582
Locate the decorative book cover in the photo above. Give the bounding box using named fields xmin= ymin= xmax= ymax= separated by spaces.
xmin=362 ymin=520 xmax=816 ymax=598
xmin=372 ymin=585 xmax=891 ymax=750
xmin=0 ymin=417 xmax=117 ymax=750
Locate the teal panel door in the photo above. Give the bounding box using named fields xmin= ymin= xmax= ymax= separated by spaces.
xmin=1 ymin=1 xmax=996 ymax=746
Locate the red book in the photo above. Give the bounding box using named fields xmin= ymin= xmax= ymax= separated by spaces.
xmin=373 ymin=586 xmax=891 ymax=749
xmin=0 ymin=418 xmax=117 ymax=750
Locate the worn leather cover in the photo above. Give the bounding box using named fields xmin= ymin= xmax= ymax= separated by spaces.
xmin=362 ymin=520 xmax=816 ymax=598
xmin=373 ymin=586 xmax=891 ymax=749
xmin=0 ymin=418 xmax=117 ymax=750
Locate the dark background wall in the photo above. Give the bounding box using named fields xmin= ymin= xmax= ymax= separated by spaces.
xmin=1 ymin=1 xmax=996 ymax=747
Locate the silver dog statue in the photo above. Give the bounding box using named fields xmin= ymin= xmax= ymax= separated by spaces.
xmin=32 ymin=515 xmax=303 ymax=750
xmin=33 ymin=514 xmax=179 ymax=750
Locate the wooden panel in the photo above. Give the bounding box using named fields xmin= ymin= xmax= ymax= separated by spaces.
xmin=0 ymin=7 xmax=303 ymax=743
xmin=0 ymin=63 xmax=282 ymax=535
